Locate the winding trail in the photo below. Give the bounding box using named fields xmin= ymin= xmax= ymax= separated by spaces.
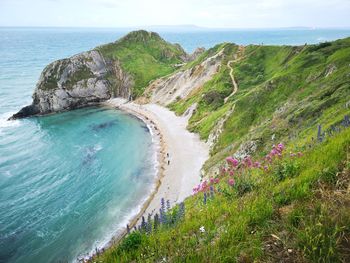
xmin=224 ymin=45 xmax=245 ymax=104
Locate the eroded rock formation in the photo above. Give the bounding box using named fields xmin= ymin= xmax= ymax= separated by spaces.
xmin=10 ymin=50 xmax=132 ymax=119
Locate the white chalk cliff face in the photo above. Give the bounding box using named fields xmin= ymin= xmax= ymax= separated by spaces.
xmin=35 ymin=51 xmax=111 ymax=113
xmin=10 ymin=50 xmax=133 ymax=119
xmin=147 ymin=49 xmax=224 ymax=106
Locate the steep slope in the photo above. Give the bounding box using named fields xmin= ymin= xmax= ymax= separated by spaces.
xmin=168 ymin=37 xmax=350 ymax=176
xmin=144 ymin=45 xmax=225 ymax=105
xmin=10 ymin=30 xmax=187 ymax=119
xmin=95 ymin=37 xmax=350 ymax=263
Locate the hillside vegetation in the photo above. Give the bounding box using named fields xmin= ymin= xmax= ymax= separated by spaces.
xmin=98 ymin=128 xmax=350 ymax=262
xmin=170 ymin=37 xmax=350 ymax=175
xmin=95 ymin=37 xmax=350 ymax=262
xmin=97 ymin=30 xmax=187 ymax=97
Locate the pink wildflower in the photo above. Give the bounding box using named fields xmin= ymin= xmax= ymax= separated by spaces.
xmin=214 ymin=178 xmax=220 ymax=184
xmin=228 ymin=178 xmax=235 ymax=186
xmin=297 ymin=152 xmax=303 ymax=157
xmin=229 ymin=170 xmax=234 ymax=176
xmin=277 ymin=143 xmax=285 ymax=151
xmin=270 ymin=148 xmax=278 ymax=156
xmin=253 ymin=161 xmax=261 ymax=168
xmin=226 ymin=156 xmax=239 ymax=167
xmin=210 ymin=177 xmax=215 ymax=184
xmin=200 ymin=180 xmax=208 ymax=191
xmin=221 ymin=167 xmax=226 ymax=175
xmin=290 ymin=152 xmax=296 ymax=158
xmin=243 ymin=156 xmax=253 ymax=167
xmin=263 ymin=165 xmax=269 ymax=171
xmin=265 ymin=155 xmax=272 ymax=162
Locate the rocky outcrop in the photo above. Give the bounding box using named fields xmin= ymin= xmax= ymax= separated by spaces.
xmin=146 ymin=48 xmax=224 ymax=106
xmin=10 ymin=30 xmax=190 ymax=119
xmin=10 ymin=50 xmax=132 ymax=119
xmin=187 ymin=47 xmax=206 ymax=61
xmin=324 ymin=63 xmax=337 ymax=77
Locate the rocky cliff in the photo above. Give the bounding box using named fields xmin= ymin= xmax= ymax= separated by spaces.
xmin=145 ymin=48 xmax=224 ymax=105
xmin=11 ymin=50 xmax=133 ymax=119
xmin=10 ymin=30 xmax=187 ymax=119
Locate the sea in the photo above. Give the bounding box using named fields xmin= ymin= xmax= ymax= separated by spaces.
xmin=0 ymin=27 xmax=349 ymax=263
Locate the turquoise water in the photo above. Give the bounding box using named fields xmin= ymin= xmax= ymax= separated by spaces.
xmin=0 ymin=107 xmax=156 ymax=263
xmin=0 ymin=27 xmax=350 ymax=263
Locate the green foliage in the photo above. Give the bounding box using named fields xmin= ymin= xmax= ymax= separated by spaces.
xmin=169 ymin=37 xmax=350 ymax=175
xmin=119 ymin=232 xmax=143 ymax=252
xmin=273 ymin=159 xmax=300 ymax=181
xmin=64 ymin=65 xmax=94 ymax=90
xmin=96 ymin=129 xmax=350 ymax=262
xmin=98 ymin=30 xmax=186 ymax=97
xmin=39 ymin=59 xmax=70 ymax=90
xmin=202 ymin=90 xmax=225 ymax=109
xmin=95 ymin=37 xmax=350 ymax=262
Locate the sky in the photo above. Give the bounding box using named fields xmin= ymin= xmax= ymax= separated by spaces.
xmin=0 ymin=0 xmax=349 ymax=28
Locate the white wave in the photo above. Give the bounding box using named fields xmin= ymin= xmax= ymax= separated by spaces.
xmin=0 ymin=111 xmax=21 ymax=130
xmin=94 ymin=144 xmax=103 ymax=152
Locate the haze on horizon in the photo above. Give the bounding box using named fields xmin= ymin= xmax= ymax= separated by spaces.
xmin=0 ymin=0 xmax=349 ymax=28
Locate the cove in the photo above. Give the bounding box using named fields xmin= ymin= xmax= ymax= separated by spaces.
xmin=0 ymin=107 xmax=156 ymax=263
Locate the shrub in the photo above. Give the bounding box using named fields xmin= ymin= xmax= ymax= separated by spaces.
xmin=273 ymin=160 xmax=300 ymax=181
xmin=202 ymin=91 xmax=225 ymax=108
xmin=119 ymin=231 xmax=142 ymax=252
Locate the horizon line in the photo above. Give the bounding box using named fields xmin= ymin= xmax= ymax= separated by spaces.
xmin=1 ymin=25 xmax=350 ymax=30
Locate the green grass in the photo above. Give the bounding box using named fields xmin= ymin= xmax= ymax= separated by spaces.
xmin=94 ymin=37 xmax=350 ymax=262
xmin=97 ymin=30 xmax=186 ymax=97
xmin=169 ymin=37 xmax=350 ymax=174
xmin=97 ymin=129 xmax=350 ymax=262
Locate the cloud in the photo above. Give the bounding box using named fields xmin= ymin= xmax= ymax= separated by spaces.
xmin=0 ymin=0 xmax=349 ymax=27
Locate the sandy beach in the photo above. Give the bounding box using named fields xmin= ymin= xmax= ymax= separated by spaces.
xmin=104 ymin=98 xmax=209 ymax=237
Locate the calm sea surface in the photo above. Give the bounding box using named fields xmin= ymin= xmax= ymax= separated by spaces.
xmin=0 ymin=27 xmax=349 ymax=263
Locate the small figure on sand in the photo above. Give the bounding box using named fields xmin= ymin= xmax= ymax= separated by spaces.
xmin=167 ymin=160 xmax=170 ymax=165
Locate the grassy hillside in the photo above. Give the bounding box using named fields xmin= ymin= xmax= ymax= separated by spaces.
xmin=170 ymin=37 xmax=350 ymax=174
xmin=97 ymin=127 xmax=350 ymax=262
xmin=95 ymin=37 xmax=350 ymax=262
xmin=97 ymin=30 xmax=187 ymax=97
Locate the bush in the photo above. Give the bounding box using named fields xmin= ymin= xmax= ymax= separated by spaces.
xmin=202 ymin=91 xmax=225 ymax=108
xmin=273 ymin=160 xmax=300 ymax=181
xmin=119 ymin=231 xmax=142 ymax=252
xmin=307 ymin=42 xmax=332 ymax=52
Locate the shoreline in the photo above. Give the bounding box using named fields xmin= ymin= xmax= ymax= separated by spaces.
xmin=94 ymin=98 xmax=209 ymax=258
xmin=103 ymin=99 xmax=168 ymax=247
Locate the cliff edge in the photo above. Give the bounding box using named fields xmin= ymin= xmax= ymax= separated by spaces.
xmin=10 ymin=30 xmax=187 ymax=119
